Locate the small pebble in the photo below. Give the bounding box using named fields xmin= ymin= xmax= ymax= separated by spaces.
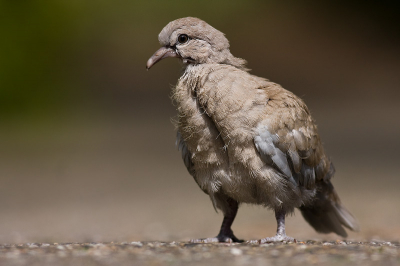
xmin=131 ymin=242 xmax=143 ymax=247
xmin=230 ymin=248 xmax=243 ymax=256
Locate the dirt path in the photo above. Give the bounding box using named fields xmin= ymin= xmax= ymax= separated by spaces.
xmin=1 ymin=240 xmax=398 ymax=266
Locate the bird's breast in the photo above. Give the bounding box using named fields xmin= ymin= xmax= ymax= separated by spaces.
xmin=193 ymin=66 xmax=271 ymax=164
xmin=172 ymin=76 xmax=227 ymax=166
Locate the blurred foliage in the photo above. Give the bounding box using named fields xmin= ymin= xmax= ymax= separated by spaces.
xmin=0 ymin=1 xmax=79 ymax=116
xmin=0 ymin=0 xmax=251 ymax=118
xmin=0 ymin=0 xmax=398 ymax=119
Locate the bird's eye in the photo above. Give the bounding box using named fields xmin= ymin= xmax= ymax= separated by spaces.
xmin=178 ymin=34 xmax=189 ymax=44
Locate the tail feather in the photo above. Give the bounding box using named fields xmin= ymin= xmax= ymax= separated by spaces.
xmin=300 ymin=181 xmax=359 ymax=237
xmin=333 ymin=203 xmax=360 ymax=232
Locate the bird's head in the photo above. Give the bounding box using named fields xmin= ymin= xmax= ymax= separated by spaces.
xmin=146 ymin=17 xmax=247 ymax=70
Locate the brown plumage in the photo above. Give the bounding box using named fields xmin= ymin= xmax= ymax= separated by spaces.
xmin=146 ymin=17 xmax=359 ymax=243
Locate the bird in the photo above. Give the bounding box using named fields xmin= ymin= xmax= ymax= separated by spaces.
xmin=146 ymin=17 xmax=359 ymax=243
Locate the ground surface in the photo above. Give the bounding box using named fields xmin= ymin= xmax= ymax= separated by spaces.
xmin=1 ymin=240 xmax=399 ymax=266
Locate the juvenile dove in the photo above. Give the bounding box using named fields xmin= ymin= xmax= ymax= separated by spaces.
xmin=146 ymin=17 xmax=359 ymax=243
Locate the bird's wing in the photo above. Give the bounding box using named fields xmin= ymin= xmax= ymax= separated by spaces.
xmin=254 ymin=85 xmax=334 ymax=189
xmin=176 ymin=131 xmax=195 ymax=176
xmin=176 ymin=131 xmax=214 ymax=196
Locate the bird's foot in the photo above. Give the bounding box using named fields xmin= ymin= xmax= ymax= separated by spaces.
xmin=190 ymin=233 xmax=243 ymax=243
xmin=247 ymin=234 xmax=296 ymax=244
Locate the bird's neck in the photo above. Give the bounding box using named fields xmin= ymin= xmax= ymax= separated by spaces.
xmin=181 ymin=50 xmax=249 ymax=72
xmin=180 ymin=64 xmax=213 ymax=94
xmin=219 ymin=51 xmax=249 ymax=71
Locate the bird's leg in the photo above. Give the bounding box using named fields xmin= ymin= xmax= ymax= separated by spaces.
xmin=248 ymin=209 xmax=295 ymax=244
xmin=191 ymin=198 xmax=243 ymax=243
xmin=215 ymin=202 xmax=241 ymax=242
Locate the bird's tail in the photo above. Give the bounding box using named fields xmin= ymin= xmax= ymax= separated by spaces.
xmin=299 ymin=181 xmax=359 ymax=237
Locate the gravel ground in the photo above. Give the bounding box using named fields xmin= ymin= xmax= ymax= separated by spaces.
xmin=0 ymin=240 xmax=398 ymax=266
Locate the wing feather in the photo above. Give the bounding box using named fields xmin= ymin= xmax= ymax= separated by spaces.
xmin=254 ymin=87 xmax=333 ymax=190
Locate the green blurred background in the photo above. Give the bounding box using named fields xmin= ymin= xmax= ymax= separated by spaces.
xmin=0 ymin=0 xmax=399 ymax=244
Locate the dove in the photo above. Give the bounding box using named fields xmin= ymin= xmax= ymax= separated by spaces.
xmin=146 ymin=17 xmax=359 ymax=243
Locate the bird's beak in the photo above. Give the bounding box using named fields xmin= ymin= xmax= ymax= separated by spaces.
xmin=146 ymin=46 xmax=179 ymax=70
